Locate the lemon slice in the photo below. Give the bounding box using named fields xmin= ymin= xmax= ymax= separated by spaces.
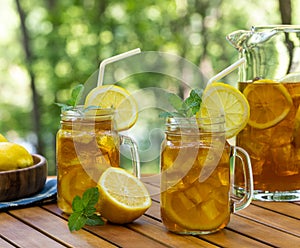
xmin=243 ymin=79 xmax=292 ymax=129
xmin=198 ymin=82 xmax=250 ymax=138
xmin=84 ymin=85 xmax=138 ymax=131
xmin=0 ymin=134 xmax=7 ymax=142
xmin=97 ymin=167 xmax=151 ymax=224
xmin=293 ymin=105 xmax=300 ymax=147
xmin=60 ymin=167 xmax=96 ymax=205
xmin=163 ymin=187 xmax=229 ymax=230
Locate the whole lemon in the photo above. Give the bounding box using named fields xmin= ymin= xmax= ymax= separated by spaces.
xmin=0 ymin=142 xmax=34 ymax=171
xmin=0 ymin=133 xmax=7 ymax=142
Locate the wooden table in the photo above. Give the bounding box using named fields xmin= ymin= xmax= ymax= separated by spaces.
xmin=0 ymin=181 xmax=299 ymax=248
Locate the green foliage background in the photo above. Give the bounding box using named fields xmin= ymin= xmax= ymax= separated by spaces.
xmin=0 ymin=0 xmax=298 ymax=174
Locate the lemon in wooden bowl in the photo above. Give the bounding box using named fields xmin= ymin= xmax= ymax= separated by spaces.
xmin=0 ymin=142 xmax=47 ymax=201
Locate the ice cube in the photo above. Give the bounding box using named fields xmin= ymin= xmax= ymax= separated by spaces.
xmin=200 ymin=199 xmax=220 ymax=220
xmin=271 ymin=144 xmax=298 ymax=176
xmin=279 ymin=72 xmax=300 ymax=82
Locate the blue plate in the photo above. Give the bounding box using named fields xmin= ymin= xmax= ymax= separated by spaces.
xmin=0 ymin=178 xmax=57 ymax=210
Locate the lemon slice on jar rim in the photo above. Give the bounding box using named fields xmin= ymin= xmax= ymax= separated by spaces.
xmin=84 ymin=85 xmax=138 ymax=131
xmin=197 ymin=82 xmax=250 ymax=139
xmin=97 ymin=167 xmax=151 ymax=224
xmin=243 ymin=79 xmax=292 ymax=129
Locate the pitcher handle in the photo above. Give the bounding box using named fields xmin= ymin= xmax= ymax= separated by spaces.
xmin=231 ymin=146 xmax=253 ymax=212
xmin=120 ymin=135 xmax=141 ymax=178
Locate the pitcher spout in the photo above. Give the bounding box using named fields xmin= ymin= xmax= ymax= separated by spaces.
xmin=226 ymin=30 xmax=251 ymax=51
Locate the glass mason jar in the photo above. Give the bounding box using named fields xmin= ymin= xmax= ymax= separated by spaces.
xmin=56 ymin=106 xmax=140 ymax=214
xmin=160 ymin=116 xmax=253 ymax=235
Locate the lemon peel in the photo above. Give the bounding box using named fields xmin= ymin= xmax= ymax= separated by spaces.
xmin=0 ymin=142 xmax=33 ymax=171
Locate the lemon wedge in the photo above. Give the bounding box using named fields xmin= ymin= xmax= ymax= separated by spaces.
xmin=84 ymin=85 xmax=138 ymax=131
xmin=243 ymin=79 xmax=292 ymax=129
xmin=97 ymin=167 xmax=151 ymax=224
xmin=198 ymin=82 xmax=250 ymax=138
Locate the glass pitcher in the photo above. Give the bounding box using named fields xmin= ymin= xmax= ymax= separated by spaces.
xmin=56 ymin=106 xmax=140 ymax=214
xmin=160 ymin=115 xmax=253 ymax=235
xmin=227 ymin=25 xmax=300 ymax=201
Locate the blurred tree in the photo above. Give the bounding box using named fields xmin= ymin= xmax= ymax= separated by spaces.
xmin=279 ymin=0 xmax=291 ymax=24
xmin=1 ymin=0 xmax=298 ymax=174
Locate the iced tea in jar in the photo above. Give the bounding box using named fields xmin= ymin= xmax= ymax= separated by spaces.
xmin=56 ymin=107 xmax=139 ymax=214
xmin=227 ymin=25 xmax=300 ymax=201
xmin=160 ymin=116 xmax=253 ymax=235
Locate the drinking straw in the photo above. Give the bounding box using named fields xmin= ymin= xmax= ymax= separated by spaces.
xmin=97 ymin=48 xmax=141 ymax=86
xmin=206 ymin=58 xmax=246 ymax=86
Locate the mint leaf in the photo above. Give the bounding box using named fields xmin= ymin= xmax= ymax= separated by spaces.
xmin=68 ymin=187 xmax=105 ymax=232
xmin=184 ymin=89 xmax=203 ymax=116
xmin=68 ymin=212 xmax=87 ymax=231
xmin=168 ymin=93 xmax=184 ymax=113
xmin=68 ymin=84 xmax=84 ymax=106
xmin=82 ymin=187 xmax=99 ymax=208
xmin=160 ymin=89 xmax=203 ymax=118
xmin=56 ymin=84 xmax=85 ymax=110
xmin=86 ymin=214 xmax=105 ymax=226
xmin=72 ymin=195 xmax=84 ymax=212
xmin=54 ymin=103 xmax=74 ymax=111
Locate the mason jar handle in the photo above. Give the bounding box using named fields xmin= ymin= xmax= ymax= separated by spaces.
xmin=120 ymin=135 xmax=141 ymax=178
xmin=231 ymin=146 xmax=253 ymax=212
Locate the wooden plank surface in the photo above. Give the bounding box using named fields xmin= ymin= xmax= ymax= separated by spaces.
xmin=8 ymin=207 xmax=116 ymax=248
xmin=0 ymin=237 xmax=17 ymax=248
xmin=0 ymin=212 xmax=66 ymax=247
xmin=44 ymin=204 xmax=170 ymax=248
xmin=0 ymin=178 xmax=299 ymax=247
xmin=236 ymin=204 xmax=300 ymax=237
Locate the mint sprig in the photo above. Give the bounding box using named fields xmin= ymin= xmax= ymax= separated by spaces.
xmin=56 ymin=84 xmax=85 ymax=111
xmin=68 ymin=187 xmax=105 ymax=232
xmin=159 ymin=88 xmax=203 ymax=118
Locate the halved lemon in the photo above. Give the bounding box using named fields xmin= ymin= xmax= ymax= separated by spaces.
xmin=198 ymin=82 xmax=250 ymax=138
xmin=243 ymin=79 xmax=292 ymax=129
xmin=84 ymin=85 xmax=138 ymax=131
xmin=97 ymin=167 xmax=151 ymax=224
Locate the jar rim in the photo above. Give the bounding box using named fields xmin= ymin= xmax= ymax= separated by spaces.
xmin=166 ymin=115 xmax=225 ymax=124
xmin=61 ymin=105 xmax=115 ymax=117
xmin=165 ymin=115 xmax=225 ymax=134
xmin=252 ymin=25 xmax=300 ymax=32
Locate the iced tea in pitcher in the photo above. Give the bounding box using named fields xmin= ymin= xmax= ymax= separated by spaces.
xmin=236 ymin=80 xmax=300 ymax=199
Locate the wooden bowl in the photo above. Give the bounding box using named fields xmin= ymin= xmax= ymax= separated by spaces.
xmin=0 ymin=154 xmax=47 ymax=202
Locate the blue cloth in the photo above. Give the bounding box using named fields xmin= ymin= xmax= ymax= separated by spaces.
xmin=0 ymin=178 xmax=57 ymax=210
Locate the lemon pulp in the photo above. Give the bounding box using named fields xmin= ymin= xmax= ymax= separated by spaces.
xmin=198 ymin=82 xmax=250 ymax=138
xmin=243 ymin=79 xmax=292 ymax=129
xmin=97 ymin=167 xmax=151 ymax=224
xmin=84 ymin=85 xmax=138 ymax=131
